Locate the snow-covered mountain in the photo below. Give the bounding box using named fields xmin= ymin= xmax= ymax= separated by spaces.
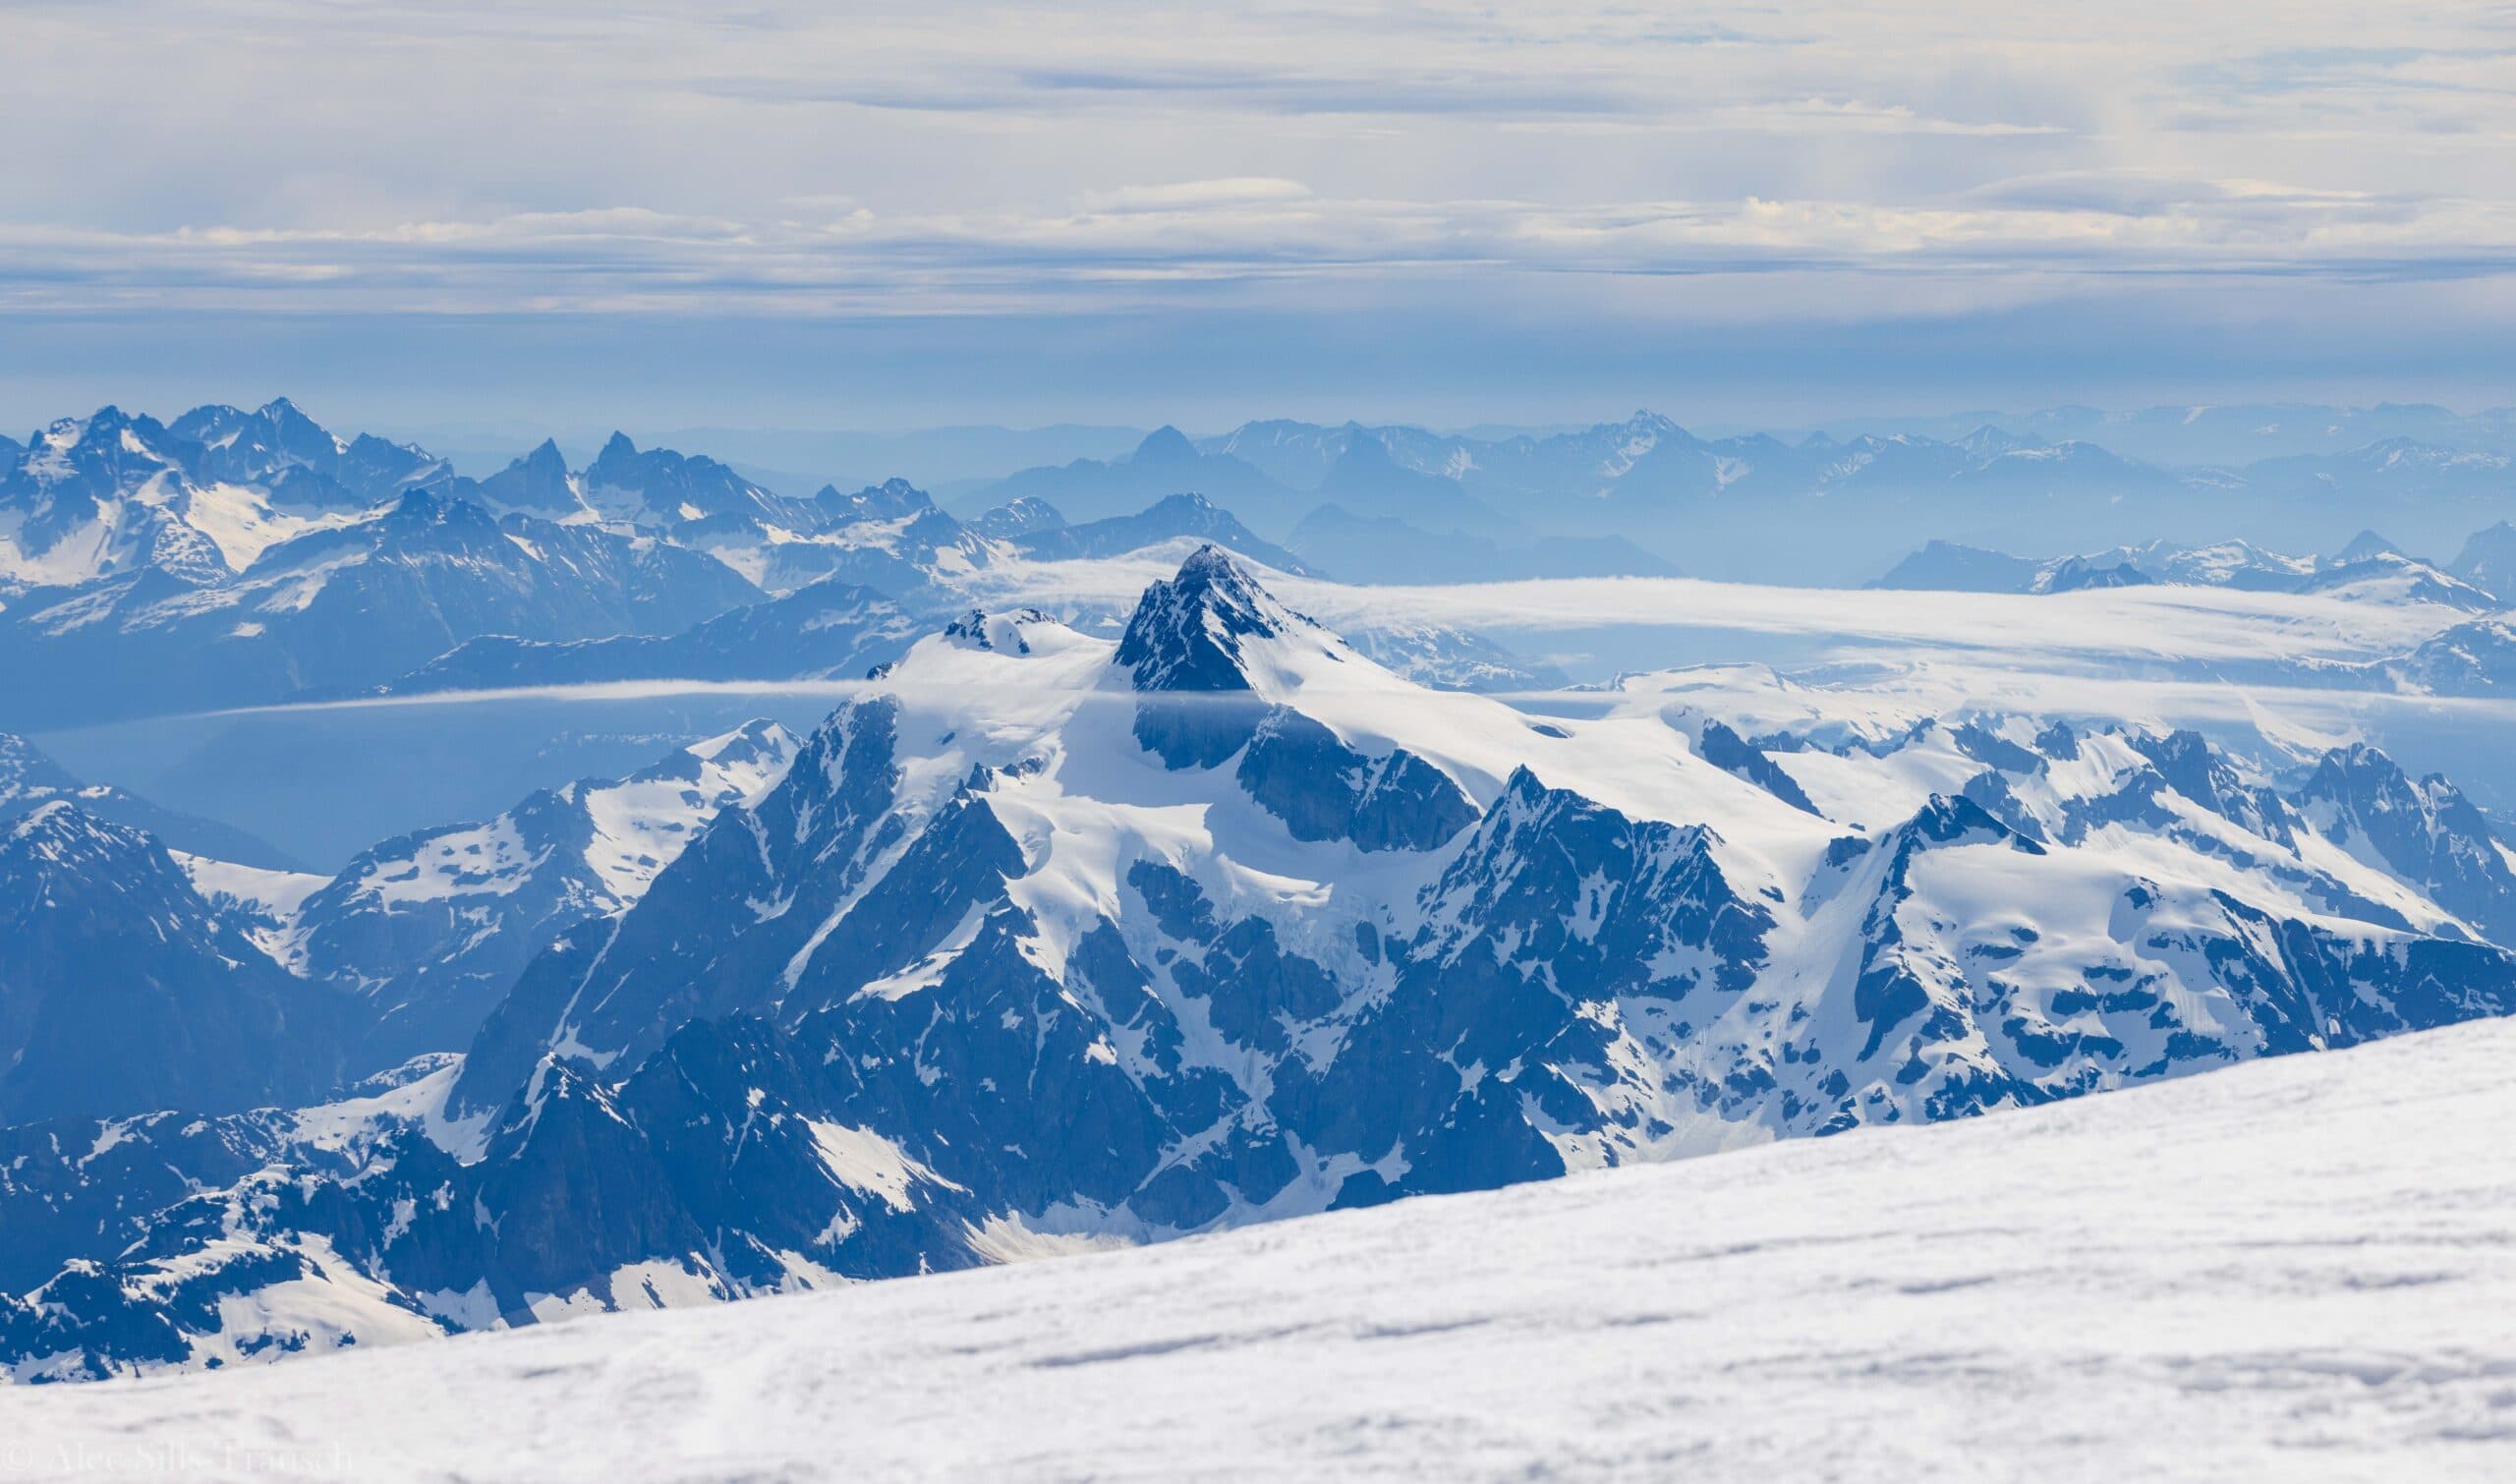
xmin=452 ymin=442 xmax=1018 ymax=603
xmin=2240 ymin=435 xmax=2516 ymax=504
xmin=1983 ymin=399 xmax=2516 ymax=463
xmin=2259 ymin=599 xmax=2516 ymax=701
xmin=2374 ymin=613 xmax=2516 ymax=695
xmin=2292 ymin=743 xmax=2516 ymax=944
xmin=1178 ymin=413 xmax=2516 ymax=582
xmin=0 ymin=407 xmax=988 ymax=725
xmin=1189 ymin=413 xmax=2512 ymax=539
xmin=0 ymin=402 xmax=466 ymax=592
xmin=0 ymin=486 xmax=765 ymax=727
xmin=1864 ymin=530 xmax=2516 ymax=702
xmin=277 ymin=720 xmax=803 ymax=1068
xmin=744 ymin=478 xmax=1000 ymax=597
xmin=0 ymin=721 xmax=799 ymax=1140
xmin=573 ymin=431 xmax=802 ymax=533
xmin=9 ymin=548 xmax=2516 ymax=1382
xmin=468 ymin=437 xmax=578 ymax=515
xmin=1192 ymin=413 xmax=2180 ymax=515
xmin=1012 ymin=415 xmax=2200 ymax=575
xmin=1876 ymin=534 xmax=2499 ymax=611
xmin=10 ymin=1014 xmax=2505 ymax=1479
xmin=0 ymin=407 xmax=246 ymax=586
xmin=2295 ymin=553 xmax=2497 ymax=609
xmin=11 ymin=397 xmax=2513 ymax=729
xmin=15 ymin=399 xmax=2516 ymax=611
xmin=2448 ymin=520 xmax=2516 ymax=599
xmin=0 ymin=395 xmax=1584 ymax=726
xmin=398 ymin=428 xmax=804 ymax=538
xmin=172 ymin=397 xmax=452 ymax=511
xmin=0 ymin=804 xmax=353 ymax=1124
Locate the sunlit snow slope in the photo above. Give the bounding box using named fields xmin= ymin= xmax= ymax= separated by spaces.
xmin=7 ymin=1017 xmax=2510 ymax=1484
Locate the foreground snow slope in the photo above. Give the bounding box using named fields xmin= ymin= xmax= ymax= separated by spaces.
xmin=9 ymin=1019 xmax=2513 ymax=1483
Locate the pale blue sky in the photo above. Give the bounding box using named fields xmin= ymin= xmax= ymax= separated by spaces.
xmin=2 ymin=1 xmax=2510 ymax=428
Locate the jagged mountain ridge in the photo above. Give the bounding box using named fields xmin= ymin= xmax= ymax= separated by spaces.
xmin=0 ymin=403 xmax=1389 ymax=728
xmin=0 ymin=722 xmax=801 ymax=1140
xmin=0 ymin=804 xmax=353 ymax=1125
xmin=1180 ymin=414 xmax=2516 ymax=580
xmin=14 ymin=397 xmax=2516 ymax=605
xmin=279 ymin=720 xmax=803 ymax=1069
xmin=0 ymin=487 xmax=767 ymax=727
xmin=5 ymin=397 xmax=2507 ymax=732
xmin=10 ymin=548 xmax=2516 ymax=1381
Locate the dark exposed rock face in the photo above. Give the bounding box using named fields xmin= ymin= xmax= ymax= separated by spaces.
xmin=0 ymin=806 xmax=349 ymax=1124
xmin=1236 ymin=708 xmax=1476 ymax=852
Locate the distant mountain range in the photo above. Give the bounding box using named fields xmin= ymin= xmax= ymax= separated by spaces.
xmin=1873 ymin=533 xmax=2501 ymax=610
xmin=0 ymin=404 xmax=1336 ymax=729
xmin=4 ymin=394 xmax=2513 ymax=730
xmin=400 ymin=400 xmax=2516 ymax=494
xmin=1762 ymin=401 xmax=2516 ymax=466
xmin=951 ymin=410 xmax=2516 ymax=583
xmin=13 ymin=395 xmax=2516 ymax=600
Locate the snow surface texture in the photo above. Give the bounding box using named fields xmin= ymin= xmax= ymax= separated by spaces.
xmin=4 ymin=1017 xmax=2508 ymax=1483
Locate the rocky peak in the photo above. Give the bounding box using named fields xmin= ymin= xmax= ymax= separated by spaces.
xmin=1897 ymin=792 xmax=2042 ymax=855
xmin=2134 ymin=727 xmax=2293 ymax=840
xmin=942 ymin=609 xmax=1052 ymax=655
xmin=1115 ymin=545 xmax=1301 ymax=695
xmin=811 ymin=478 xmax=935 ymax=527
xmin=2295 ymin=742 xmax=2516 ymax=941
xmin=477 ymin=438 xmax=576 ymax=513
xmin=1114 ymin=547 xmax=1316 ymax=768
xmin=2333 ymin=528 xmax=2402 ymax=565
xmin=0 ymin=732 xmax=85 ymax=799
xmin=968 ymin=496 xmax=1066 ymax=539
xmin=2 ymin=800 xmax=143 ymax=877
xmin=255 ymin=396 xmax=341 ymax=457
xmin=1131 ymin=426 xmax=1198 ymax=464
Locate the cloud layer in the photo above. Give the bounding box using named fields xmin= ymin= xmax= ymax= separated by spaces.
xmin=1 ymin=1 xmax=2508 ymax=420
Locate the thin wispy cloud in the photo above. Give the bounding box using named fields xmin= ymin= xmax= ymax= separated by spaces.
xmin=2 ymin=1 xmax=2509 ymax=418
xmin=4 ymin=185 xmax=2509 ymax=317
xmin=5 ymin=2 xmax=2510 ymax=312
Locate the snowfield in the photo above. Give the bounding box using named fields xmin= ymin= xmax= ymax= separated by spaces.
xmin=6 ymin=1019 xmax=2512 ymax=1483
xmin=952 ymin=548 xmax=2474 ymax=665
